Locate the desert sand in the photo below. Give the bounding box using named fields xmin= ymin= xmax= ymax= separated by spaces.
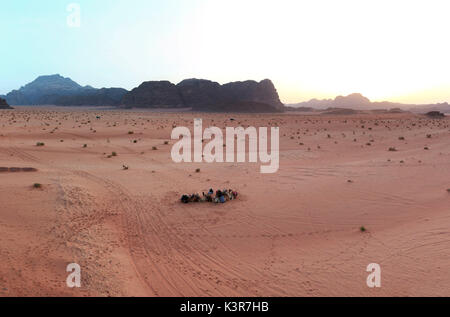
xmin=0 ymin=106 xmax=449 ymax=297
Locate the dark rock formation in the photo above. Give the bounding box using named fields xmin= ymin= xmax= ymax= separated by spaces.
xmin=50 ymin=88 xmax=128 ymax=106
xmin=176 ymin=79 xmax=222 ymax=108
xmin=0 ymin=98 xmax=12 ymax=109
xmin=426 ymin=111 xmax=445 ymax=118
xmin=122 ymin=78 xmax=284 ymax=112
xmin=121 ymin=81 xmax=184 ymax=108
xmin=4 ymin=74 xmax=127 ymax=106
xmin=220 ymin=79 xmax=284 ymax=111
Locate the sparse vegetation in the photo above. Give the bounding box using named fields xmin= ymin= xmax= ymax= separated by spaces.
xmin=111 ymin=151 xmax=117 ymax=157
xmin=360 ymin=226 xmax=367 ymax=233
xmin=152 ymin=146 xmax=157 ymax=150
xmin=388 ymin=147 xmax=397 ymax=152
xmin=36 ymin=142 xmax=45 ymax=147
xmin=33 ymin=183 xmax=42 ymax=189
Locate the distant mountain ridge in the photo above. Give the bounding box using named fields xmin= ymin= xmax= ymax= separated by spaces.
xmin=122 ymin=78 xmax=285 ymax=112
xmin=287 ymin=93 xmax=450 ymax=113
xmin=4 ymin=75 xmax=448 ymax=114
xmin=3 ymin=75 xmax=284 ymax=112
xmin=3 ymin=74 xmax=127 ymax=106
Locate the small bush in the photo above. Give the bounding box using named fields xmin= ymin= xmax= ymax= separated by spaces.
xmin=83 ymin=144 xmax=87 ymax=148
xmin=388 ymin=147 xmax=397 ymax=152
xmin=33 ymin=183 xmax=42 ymax=189
xmin=360 ymin=226 xmax=367 ymax=233
xmin=152 ymin=146 xmax=157 ymax=151
xmin=164 ymin=141 xmax=169 ymax=145
xmin=111 ymin=152 xmax=117 ymax=157
xmin=195 ymin=168 xmax=201 ymax=173
xmin=36 ymin=142 xmax=45 ymax=147
xmin=128 ymin=131 xmax=134 ymax=135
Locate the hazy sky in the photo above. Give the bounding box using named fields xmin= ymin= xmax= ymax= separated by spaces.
xmin=1 ymin=0 xmax=450 ymax=104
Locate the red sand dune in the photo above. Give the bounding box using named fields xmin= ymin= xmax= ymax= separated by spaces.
xmin=0 ymin=107 xmax=449 ymax=296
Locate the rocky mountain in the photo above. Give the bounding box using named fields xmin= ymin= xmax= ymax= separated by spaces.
xmin=122 ymin=81 xmax=184 ymax=108
xmin=176 ymin=79 xmax=222 ymax=109
xmin=3 ymin=74 xmax=127 ymax=106
xmin=122 ymin=78 xmax=284 ymax=112
xmin=288 ymin=93 xmax=450 ymax=113
xmin=47 ymin=88 xmax=128 ymax=107
xmin=0 ymin=97 xmax=12 ymax=109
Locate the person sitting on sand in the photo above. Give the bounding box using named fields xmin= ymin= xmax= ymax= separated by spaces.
xmin=226 ymin=189 xmax=233 ymax=201
xmin=191 ymin=193 xmax=200 ymax=202
xmin=181 ymin=195 xmax=189 ymax=204
xmin=181 ymin=189 xmax=238 ymax=204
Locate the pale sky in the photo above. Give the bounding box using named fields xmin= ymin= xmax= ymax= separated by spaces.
xmin=1 ymin=0 xmax=449 ymax=104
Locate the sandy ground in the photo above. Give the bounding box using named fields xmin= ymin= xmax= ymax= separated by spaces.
xmin=0 ymin=106 xmax=449 ymax=297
